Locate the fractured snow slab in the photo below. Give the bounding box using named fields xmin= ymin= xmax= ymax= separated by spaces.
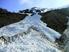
xmin=0 ymin=28 xmax=61 ymax=52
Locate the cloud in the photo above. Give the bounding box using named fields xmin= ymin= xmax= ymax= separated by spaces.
xmin=19 ymin=0 xmax=32 ymax=4
xmin=18 ymin=0 xmax=69 ymax=9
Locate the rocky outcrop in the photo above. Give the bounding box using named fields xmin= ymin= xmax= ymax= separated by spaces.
xmin=0 ymin=8 xmax=27 ymax=28
xmin=41 ymin=11 xmax=68 ymax=33
xmin=63 ymin=17 xmax=69 ymax=52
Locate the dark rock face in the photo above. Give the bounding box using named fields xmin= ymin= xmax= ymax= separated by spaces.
xmin=0 ymin=8 xmax=27 ymax=28
xmin=41 ymin=11 xmax=68 ymax=33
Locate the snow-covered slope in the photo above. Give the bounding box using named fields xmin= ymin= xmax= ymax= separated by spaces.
xmin=0 ymin=13 xmax=62 ymax=52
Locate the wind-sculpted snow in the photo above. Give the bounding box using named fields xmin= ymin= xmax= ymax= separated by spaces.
xmin=0 ymin=13 xmax=61 ymax=52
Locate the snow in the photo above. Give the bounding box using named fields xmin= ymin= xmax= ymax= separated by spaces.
xmin=0 ymin=13 xmax=61 ymax=52
xmin=0 ymin=13 xmax=61 ymax=42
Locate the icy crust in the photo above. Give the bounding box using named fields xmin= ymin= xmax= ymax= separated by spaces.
xmin=0 ymin=28 xmax=61 ymax=52
xmin=0 ymin=14 xmax=62 ymax=52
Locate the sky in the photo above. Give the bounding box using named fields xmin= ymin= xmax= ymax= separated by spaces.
xmin=0 ymin=0 xmax=69 ymax=12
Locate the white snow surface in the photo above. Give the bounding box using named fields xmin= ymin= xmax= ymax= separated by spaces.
xmin=0 ymin=13 xmax=62 ymax=52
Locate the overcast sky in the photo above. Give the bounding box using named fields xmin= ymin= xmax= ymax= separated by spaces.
xmin=0 ymin=0 xmax=69 ymax=12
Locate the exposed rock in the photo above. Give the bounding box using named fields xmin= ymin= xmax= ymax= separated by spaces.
xmin=41 ymin=11 xmax=68 ymax=33
xmin=63 ymin=18 xmax=69 ymax=52
xmin=0 ymin=8 xmax=27 ymax=28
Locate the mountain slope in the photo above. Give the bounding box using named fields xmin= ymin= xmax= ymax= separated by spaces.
xmin=41 ymin=10 xmax=68 ymax=33
xmin=0 ymin=8 xmax=68 ymax=34
xmin=0 ymin=13 xmax=61 ymax=52
xmin=0 ymin=8 xmax=27 ymax=27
